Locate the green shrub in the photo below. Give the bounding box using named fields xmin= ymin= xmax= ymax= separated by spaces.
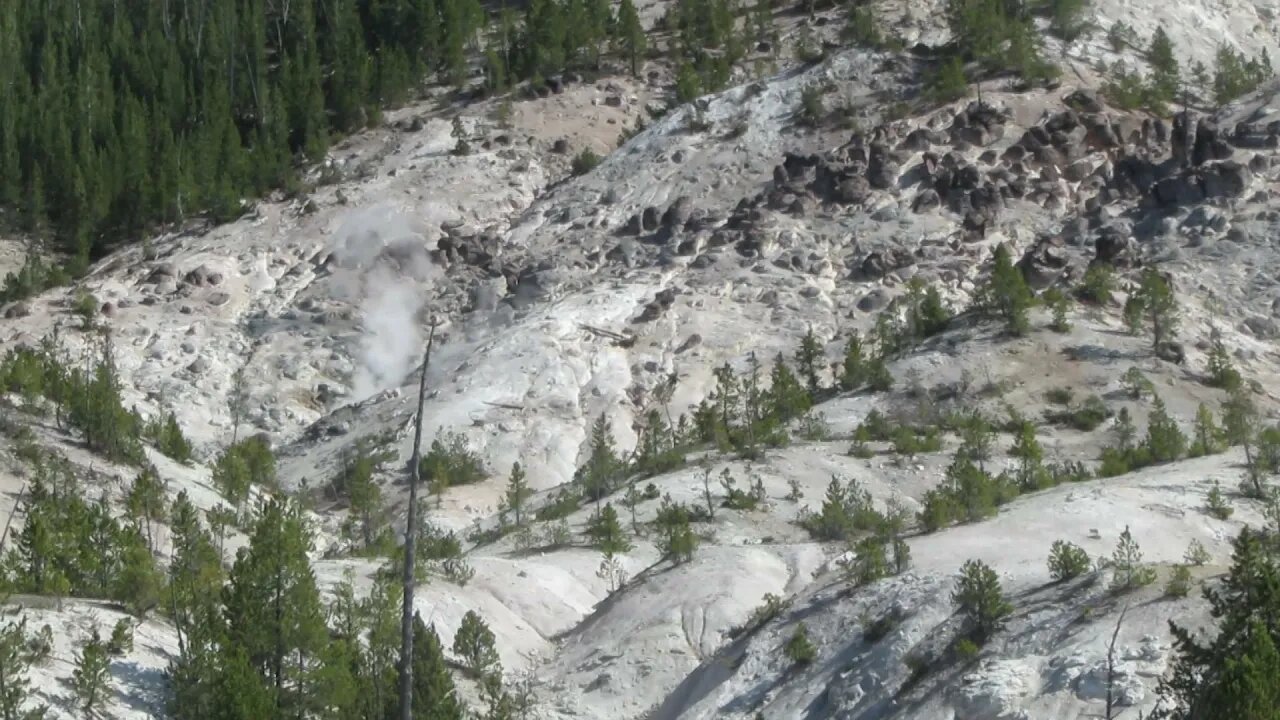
xmin=954 ymin=637 xmax=980 ymax=661
xmin=72 ymin=291 xmax=99 ymax=322
xmin=107 ymin=619 xmax=134 ymax=655
xmin=785 ymin=623 xmax=817 ymax=666
xmin=1164 ymin=565 xmax=1193 ymax=598
xmin=1184 ymin=539 xmax=1211 ymax=566
xmin=862 ymin=607 xmax=904 ymax=642
xmin=1044 ymin=394 xmax=1111 ymax=431
xmin=1047 ymin=540 xmax=1091 ymax=582
xmin=1206 ymin=480 xmax=1233 ymax=520
xmin=1096 ymin=446 xmax=1131 ymax=478
xmin=535 ymin=487 xmax=582 ymax=521
xmin=1044 ymin=387 xmax=1074 ymax=406
xmin=1076 ymin=263 xmax=1115 ymax=305
xmin=146 ymin=411 xmax=193 ymax=464
xmin=798 ymin=85 xmax=825 ymax=128
xmin=928 ymin=57 xmax=968 ymax=104
xmin=571 ymin=148 xmax=601 ymax=176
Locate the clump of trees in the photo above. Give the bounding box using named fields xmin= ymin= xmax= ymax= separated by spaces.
xmin=212 ymin=435 xmax=277 ymax=519
xmin=6 ymin=452 xmax=164 ymax=616
xmin=0 ymin=335 xmax=160 ymax=465
xmin=940 ymin=0 xmax=1059 ymax=93
xmin=1155 ymin=527 xmax=1280 ymax=718
xmin=1096 ymin=395 xmax=1189 ymax=478
xmin=422 ymin=431 xmax=489 ymax=506
xmin=0 ymin=0 xmax=493 ymax=273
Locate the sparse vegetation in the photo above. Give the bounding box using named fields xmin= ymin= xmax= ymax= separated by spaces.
xmin=571 ymin=148 xmax=602 ymax=176
xmin=1044 ymin=394 xmax=1111 ymax=432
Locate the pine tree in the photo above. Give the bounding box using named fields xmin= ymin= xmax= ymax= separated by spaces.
xmin=784 ymin=623 xmax=816 ymax=665
xmin=795 ymin=327 xmax=824 ymax=398
xmin=411 ymin=614 xmax=465 ymax=720
xmin=504 ymin=462 xmax=533 ymax=528
xmin=767 ymin=355 xmax=809 ymax=422
xmin=957 ymin=411 xmax=995 ymax=473
xmin=656 ymin=495 xmax=697 ymax=564
xmin=222 ymin=498 xmax=329 ymax=715
xmin=116 ymin=533 xmax=164 ymax=617
xmin=839 ymin=332 xmax=867 ymax=391
xmin=951 ymin=559 xmax=1013 ymax=643
xmin=213 ymin=448 xmax=252 ymax=515
xmin=1047 ymin=540 xmax=1091 ymax=582
xmin=165 ymin=492 xmax=225 ymax=657
xmin=586 ymin=504 xmax=631 ymax=554
xmin=615 ymin=0 xmax=646 ymax=76
xmin=975 ymin=244 xmax=1034 ymax=335
xmin=452 ymin=611 xmax=500 ymax=680
xmin=581 ymin=413 xmax=618 ymax=510
xmin=1156 ymin=528 xmax=1280 ymax=719
xmin=72 ymin=629 xmax=110 ymax=714
xmin=1147 ymin=26 xmax=1180 ymax=104
xmin=847 ymin=537 xmax=888 ymax=587
xmin=1206 ymin=327 xmax=1242 ymax=390
xmin=1113 ymin=407 xmax=1137 ymax=453
xmin=1043 ymin=286 xmax=1072 ymax=333
xmin=1190 ymin=403 xmax=1224 ymax=458
xmin=1129 ymin=268 xmax=1179 ymax=353
xmin=229 ymin=366 xmax=250 ymax=444
xmin=1206 ymin=480 xmax=1233 ymax=520
xmin=125 ymin=466 xmax=168 ymax=552
xmin=1009 ymin=421 xmax=1046 ymax=491
xmin=0 ymin=619 xmax=46 ymax=720
xmin=1145 ymin=395 xmax=1187 ymax=463
xmin=1110 ymin=525 xmax=1157 ymax=594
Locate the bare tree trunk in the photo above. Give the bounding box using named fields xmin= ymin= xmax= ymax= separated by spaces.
xmin=0 ymin=483 xmax=27 ymax=555
xmin=398 ymin=322 xmax=438 ymax=720
xmin=1106 ymin=603 xmax=1129 ymax=720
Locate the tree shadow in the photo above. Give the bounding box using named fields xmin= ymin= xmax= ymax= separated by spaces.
xmin=111 ymin=660 xmax=169 ymax=716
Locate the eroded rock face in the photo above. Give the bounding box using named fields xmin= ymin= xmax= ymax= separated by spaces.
xmin=953 ymin=660 xmax=1035 ymax=720
xmin=1019 ymin=237 xmax=1070 ymax=288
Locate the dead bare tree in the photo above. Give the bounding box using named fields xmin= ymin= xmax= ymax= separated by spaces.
xmin=0 ymin=482 xmax=27 ymax=555
xmin=397 ymin=321 xmax=438 ymax=720
xmin=1106 ymin=603 xmax=1129 ymax=720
